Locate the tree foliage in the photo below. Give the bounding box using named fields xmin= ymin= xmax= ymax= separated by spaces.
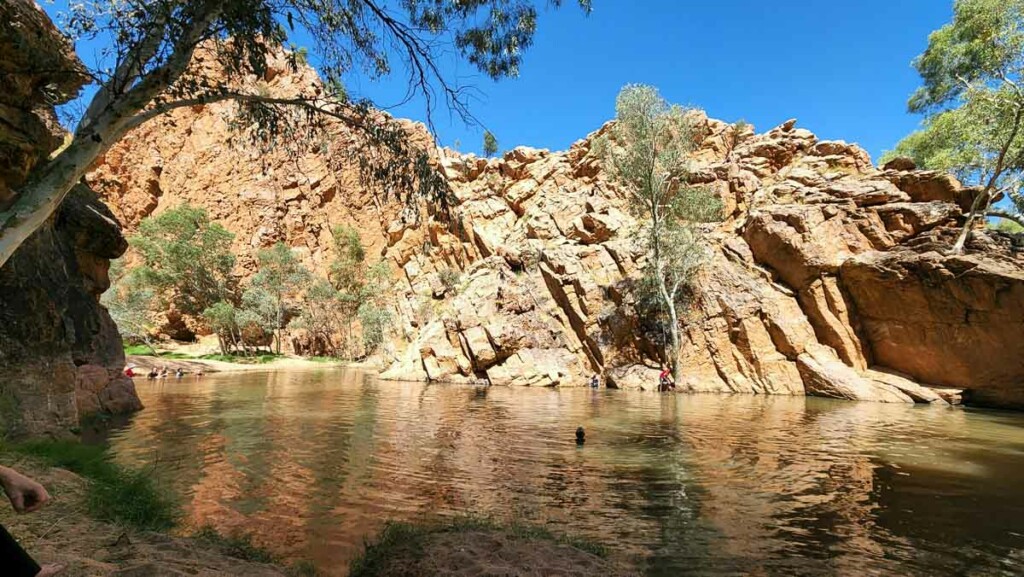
xmin=597 ymin=84 xmax=722 ymax=384
xmin=289 ymin=278 xmax=346 ymax=355
xmin=885 ymin=0 xmax=1024 ymax=251
xmin=102 ymin=260 xmax=158 ymax=351
xmin=483 ymin=130 xmax=499 ymax=157
xmin=249 ymin=242 xmax=310 ymax=353
xmin=329 ymin=225 xmax=366 ymax=293
xmin=201 ymin=300 xmax=241 ymax=355
xmin=0 ymin=0 xmax=593 ymax=270
xmin=289 ymin=227 xmax=394 ymax=358
xmin=130 ymin=204 xmax=236 ymax=318
xmin=356 ymin=262 xmax=394 ymax=355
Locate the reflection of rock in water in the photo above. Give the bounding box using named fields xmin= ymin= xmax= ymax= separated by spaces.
xmin=675 ymin=398 xmax=900 ymax=575
xmin=108 ymin=376 xmax=1024 ymax=576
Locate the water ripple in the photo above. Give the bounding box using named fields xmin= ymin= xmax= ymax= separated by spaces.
xmin=105 ymin=371 xmax=1024 ymax=576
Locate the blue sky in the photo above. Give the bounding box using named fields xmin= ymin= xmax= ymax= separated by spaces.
xmin=338 ymin=0 xmax=953 ymax=160
xmin=43 ymin=1 xmax=952 ymax=161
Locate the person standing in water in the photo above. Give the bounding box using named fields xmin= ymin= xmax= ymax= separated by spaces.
xmin=589 ymin=374 xmax=600 ymax=389
xmin=0 ymin=464 xmax=65 ymax=576
xmin=658 ymin=366 xmax=675 ymax=392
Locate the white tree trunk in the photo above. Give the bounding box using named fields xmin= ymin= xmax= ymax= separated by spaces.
xmin=0 ymin=4 xmax=220 ymax=269
xmin=0 ymin=135 xmax=108 ymax=268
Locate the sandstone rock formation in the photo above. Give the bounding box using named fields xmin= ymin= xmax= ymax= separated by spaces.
xmin=0 ymin=1 xmax=142 ymax=436
xmin=85 ymin=46 xmax=1024 ymax=408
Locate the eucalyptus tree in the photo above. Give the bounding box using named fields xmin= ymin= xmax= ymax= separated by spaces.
xmin=0 ymin=0 xmax=593 ymax=268
xmin=130 ymin=203 xmax=236 ymax=317
xmin=250 ymin=242 xmax=310 ymax=354
xmin=483 ymin=130 xmax=499 ymax=156
xmin=103 ymin=260 xmax=159 ymax=353
xmin=597 ymin=85 xmax=722 ymax=386
xmin=886 ymin=0 xmax=1024 ymax=253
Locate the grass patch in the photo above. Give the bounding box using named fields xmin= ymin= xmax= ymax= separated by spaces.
xmin=122 ymin=346 xmax=194 ymax=360
xmin=193 ymin=527 xmax=319 ymax=575
xmin=198 ymin=353 xmax=281 ymax=364
xmin=348 ymin=516 xmax=608 ymax=577
xmin=7 ymin=442 xmax=318 ymax=574
xmin=123 ymin=344 xmax=157 ymax=356
xmin=124 ymin=347 xmax=283 ymax=365
xmin=8 ymin=440 xmax=178 ymax=531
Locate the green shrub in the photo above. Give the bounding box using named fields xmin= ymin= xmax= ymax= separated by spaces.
xmin=123 ymin=344 xmax=156 ymax=356
xmin=437 ymin=268 xmax=461 ymax=295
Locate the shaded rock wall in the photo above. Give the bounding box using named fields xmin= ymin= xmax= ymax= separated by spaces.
xmin=87 ymin=47 xmax=1024 ymax=408
xmin=0 ymin=1 xmax=142 ymax=436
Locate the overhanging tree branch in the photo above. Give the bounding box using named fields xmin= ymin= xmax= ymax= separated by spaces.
xmin=988 ymin=208 xmax=1024 ymax=228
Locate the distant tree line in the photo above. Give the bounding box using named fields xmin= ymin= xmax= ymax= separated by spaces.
xmin=102 ymin=204 xmax=392 ymax=359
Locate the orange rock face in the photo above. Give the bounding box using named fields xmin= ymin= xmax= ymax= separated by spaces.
xmin=87 ymin=52 xmax=1024 ymax=408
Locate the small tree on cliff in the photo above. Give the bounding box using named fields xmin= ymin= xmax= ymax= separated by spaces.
xmin=357 ymin=262 xmax=394 ymax=355
xmin=250 ymin=242 xmax=310 ymax=354
xmin=0 ymin=0 xmax=592 ymax=270
xmin=597 ymin=84 xmax=722 ymax=386
xmin=483 ymin=130 xmax=499 ymax=157
xmin=885 ymin=0 xmax=1024 ymax=253
xmin=131 ymin=204 xmax=236 ymax=318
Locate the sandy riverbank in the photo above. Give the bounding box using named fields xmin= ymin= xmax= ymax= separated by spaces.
xmin=127 ymin=354 xmax=379 ymax=375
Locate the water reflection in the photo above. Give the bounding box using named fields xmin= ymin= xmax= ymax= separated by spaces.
xmin=106 ymin=371 xmax=1024 ymax=576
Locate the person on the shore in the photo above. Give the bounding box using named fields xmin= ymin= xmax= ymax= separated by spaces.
xmin=0 ymin=464 xmax=65 ymax=576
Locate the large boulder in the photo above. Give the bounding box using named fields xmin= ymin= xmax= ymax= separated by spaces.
xmin=796 ymin=346 xmax=912 ymax=404
xmin=840 ymin=240 xmax=1024 ymax=408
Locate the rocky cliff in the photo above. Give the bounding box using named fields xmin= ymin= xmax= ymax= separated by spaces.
xmin=0 ymin=0 xmax=142 ymax=436
xmin=87 ymin=50 xmax=1024 ymax=408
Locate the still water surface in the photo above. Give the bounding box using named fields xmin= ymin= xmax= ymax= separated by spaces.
xmin=106 ymin=369 xmax=1024 ymax=576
